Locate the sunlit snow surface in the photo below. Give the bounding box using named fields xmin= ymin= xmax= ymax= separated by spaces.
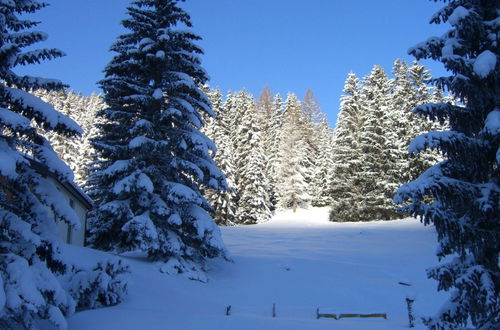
xmin=68 ymin=207 xmax=446 ymax=329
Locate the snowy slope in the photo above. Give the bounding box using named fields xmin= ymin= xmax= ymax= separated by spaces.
xmin=68 ymin=208 xmax=445 ymax=329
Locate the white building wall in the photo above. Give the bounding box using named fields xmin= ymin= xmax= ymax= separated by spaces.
xmin=48 ymin=177 xmax=87 ymax=246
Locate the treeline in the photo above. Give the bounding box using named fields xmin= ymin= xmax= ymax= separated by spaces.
xmin=36 ymin=59 xmax=448 ymax=226
xmin=202 ymin=59 xmax=448 ymax=224
xmin=202 ymin=87 xmax=332 ymax=225
xmin=32 ymin=90 xmax=106 ymax=185
xmin=329 ymin=60 xmax=447 ymax=221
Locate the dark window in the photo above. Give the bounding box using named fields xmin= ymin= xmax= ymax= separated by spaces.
xmin=67 ymin=199 xmax=75 ymax=244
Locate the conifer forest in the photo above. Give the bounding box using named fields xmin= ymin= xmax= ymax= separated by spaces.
xmin=0 ymin=0 xmax=498 ymax=329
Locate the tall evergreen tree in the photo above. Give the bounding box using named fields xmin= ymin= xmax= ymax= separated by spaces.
xmin=276 ymin=93 xmax=310 ymax=211
xmin=33 ymin=89 xmax=106 ymax=186
xmin=310 ymin=119 xmax=335 ymax=206
xmin=75 ymin=93 xmax=107 ymax=186
xmin=203 ymin=88 xmax=237 ymax=226
xmin=330 ymin=72 xmax=367 ymax=221
xmin=232 ymin=91 xmax=271 ymax=224
xmin=256 ymin=87 xmax=282 ymax=211
xmin=391 ymin=59 xmax=444 ymax=185
xmin=86 ymin=0 xmax=227 ymax=275
xmin=300 ymin=90 xmax=324 ymax=201
xmin=0 ymin=1 xmax=130 ymax=328
xmin=395 ymin=0 xmax=499 ymax=328
xmin=330 ymin=62 xmax=446 ymax=222
xmin=0 ymin=1 xmax=79 ymax=328
xmin=359 ymin=65 xmax=402 ymax=220
xmin=332 ymin=65 xmax=400 ymax=221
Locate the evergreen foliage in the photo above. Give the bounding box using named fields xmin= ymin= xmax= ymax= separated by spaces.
xmin=86 ymin=0 xmax=227 ymax=274
xmin=391 ymin=60 xmax=443 ymax=185
xmin=32 ymin=89 xmax=106 ymax=186
xmin=330 ymin=61 xmax=447 ymax=222
xmin=357 ymin=65 xmax=397 ymax=220
xmin=202 ymin=87 xmax=331 ymax=221
xmin=276 ymin=94 xmax=311 ymax=211
xmin=300 ymin=90 xmax=324 ymax=203
xmin=0 ymin=1 xmax=78 ymax=328
xmin=329 ymin=73 xmax=365 ymax=221
xmin=60 ymin=259 xmax=130 ymax=312
xmin=395 ymin=0 xmax=499 ymax=328
xmin=0 ymin=1 xmax=129 ymax=328
xmin=203 ymin=88 xmax=237 ymax=226
xmin=231 ymin=91 xmax=271 ymax=224
xmin=256 ymin=87 xmax=283 ymax=211
xmin=310 ymin=119 xmax=335 ymax=206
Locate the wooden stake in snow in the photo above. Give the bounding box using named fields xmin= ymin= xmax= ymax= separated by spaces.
xmin=406 ymin=297 xmax=415 ymax=328
xmin=272 ymin=303 xmax=276 ymax=317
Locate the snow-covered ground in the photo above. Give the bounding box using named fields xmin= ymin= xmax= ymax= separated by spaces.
xmin=68 ymin=207 xmax=446 ymax=329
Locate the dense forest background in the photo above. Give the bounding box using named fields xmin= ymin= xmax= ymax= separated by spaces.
xmin=36 ymin=59 xmax=450 ymax=225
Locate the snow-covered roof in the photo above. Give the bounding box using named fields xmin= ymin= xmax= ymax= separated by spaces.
xmin=28 ymin=158 xmax=93 ymax=209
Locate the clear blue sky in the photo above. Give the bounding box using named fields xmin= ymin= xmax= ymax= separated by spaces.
xmin=17 ymin=0 xmax=448 ymax=127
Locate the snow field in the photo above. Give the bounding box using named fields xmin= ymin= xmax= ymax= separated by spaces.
xmin=68 ymin=207 xmax=446 ymax=329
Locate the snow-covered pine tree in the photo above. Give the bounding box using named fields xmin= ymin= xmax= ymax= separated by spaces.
xmin=360 ymin=65 xmax=404 ymax=220
xmin=310 ymin=119 xmax=335 ymax=206
xmin=256 ymin=87 xmax=283 ymax=211
xmin=387 ymin=59 xmax=416 ymax=187
xmin=395 ymin=0 xmax=499 ymax=328
xmin=232 ymin=91 xmax=271 ymax=224
xmin=276 ymin=93 xmax=311 ymax=212
xmin=30 ymin=89 xmax=80 ymax=181
xmin=0 ymin=1 xmax=79 ymax=328
xmin=0 ymin=1 xmax=129 ymax=328
xmin=203 ymin=88 xmax=237 ymax=226
xmin=330 ymin=72 xmax=366 ymax=221
xmin=300 ymin=89 xmax=325 ymax=203
xmin=390 ymin=59 xmax=444 ymax=185
xmin=74 ymin=93 xmax=106 ymax=186
xmin=33 ymin=89 xmax=106 ymax=187
xmin=87 ymin=0 xmax=228 ymax=275
xmin=332 ymin=65 xmax=399 ymax=221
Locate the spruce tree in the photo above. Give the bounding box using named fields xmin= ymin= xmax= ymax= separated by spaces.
xmin=232 ymin=91 xmax=271 ymax=224
xmin=391 ymin=60 xmax=444 ymax=185
xmin=0 ymin=1 xmax=79 ymax=328
xmin=276 ymin=93 xmax=310 ymax=211
xmin=310 ymin=119 xmax=335 ymax=206
xmin=256 ymin=87 xmax=282 ymax=211
xmin=203 ymin=88 xmax=237 ymax=226
xmin=330 ymin=63 xmax=444 ymax=222
xmin=0 ymin=1 xmax=130 ymax=328
xmin=360 ymin=65 xmax=402 ymax=220
xmin=395 ymin=0 xmax=499 ymax=327
xmin=87 ymin=0 xmax=227 ymax=275
xmin=33 ymin=89 xmax=106 ymax=187
xmin=300 ymin=89 xmax=324 ymax=202
xmin=332 ymin=65 xmax=398 ymax=221
xmin=75 ymin=93 xmax=106 ymax=186
xmin=330 ymin=73 xmax=366 ymax=221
